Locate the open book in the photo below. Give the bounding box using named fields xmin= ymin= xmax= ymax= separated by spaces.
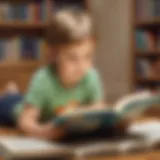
xmin=53 ymin=90 xmax=160 ymax=133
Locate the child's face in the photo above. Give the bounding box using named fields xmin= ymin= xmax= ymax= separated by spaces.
xmin=55 ymin=38 xmax=95 ymax=86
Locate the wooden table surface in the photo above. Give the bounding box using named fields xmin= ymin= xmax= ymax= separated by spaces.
xmin=0 ymin=117 xmax=159 ymax=160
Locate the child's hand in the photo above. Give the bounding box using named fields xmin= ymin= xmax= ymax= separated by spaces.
xmin=33 ymin=123 xmax=66 ymax=141
xmin=56 ymin=101 xmax=78 ymax=116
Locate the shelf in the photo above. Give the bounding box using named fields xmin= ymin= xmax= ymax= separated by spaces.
xmin=0 ymin=22 xmax=47 ymax=29
xmin=0 ymin=61 xmax=41 ymax=68
xmin=136 ymin=77 xmax=160 ymax=83
xmin=136 ymin=19 xmax=160 ymax=28
xmin=136 ymin=51 xmax=160 ymax=57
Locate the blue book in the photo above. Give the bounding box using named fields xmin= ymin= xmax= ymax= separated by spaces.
xmin=0 ymin=39 xmax=4 ymax=60
xmin=19 ymin=3 xmax=26 ymax=21
xmin=21 ymin=37 xmax=38 ymax=60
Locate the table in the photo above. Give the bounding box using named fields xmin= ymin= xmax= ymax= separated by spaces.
xmin=0 ymin=117 xmax=160 ymax=160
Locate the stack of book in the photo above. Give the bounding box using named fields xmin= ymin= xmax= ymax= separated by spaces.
xmin=136 ymin=0 xmax=160 ymax=21
xmin=0 ymin=1 xmax=52 ymax=23
xmin=0 ymin=37 xmax=46 ymax=61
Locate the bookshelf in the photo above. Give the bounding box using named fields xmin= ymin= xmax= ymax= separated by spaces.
xmin=133 ymin=0 xmax=160 ymax=92
xmin=0 ymin=0 xmax=86 ymax=92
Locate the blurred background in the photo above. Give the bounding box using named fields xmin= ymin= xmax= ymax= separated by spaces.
xmin=0 ymin=0 xmax=159 ymax=103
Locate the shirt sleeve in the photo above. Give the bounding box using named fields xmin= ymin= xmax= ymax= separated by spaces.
xmin=24 ymin=71 xmax=47 ymax=109
xmin=85 ymin=69 xmax=104 ymax=104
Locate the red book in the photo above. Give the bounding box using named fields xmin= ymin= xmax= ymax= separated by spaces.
xmin=146 ymin=32 xmax=156 ymax=52
xmin=34 ymin=3 xmax=40 ymax=22
xmin=46 ymin=0 xmax=53 ymax=20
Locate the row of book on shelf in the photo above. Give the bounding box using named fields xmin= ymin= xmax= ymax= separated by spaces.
xmin=0 ymin=1 xmax=51 ymax=23
xmin=0 ymin=0 xmax=85 ymax=23
xmin=136 ymin=58 xmax=160 ymax=78
xmin=135 ymin=30 xmax=160 ymax=52
xmin=136 ymin=0 xmax=160 ymax=21
xmin=0 ymin=37 xmax=46 ymax=61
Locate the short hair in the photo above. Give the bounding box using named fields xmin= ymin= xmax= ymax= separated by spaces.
xmin=45 ymin=8 xmax=95 ymax=45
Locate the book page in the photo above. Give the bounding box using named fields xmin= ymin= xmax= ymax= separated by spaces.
xmin=0 ymin=136 xmax=68 ymax=153
xmin=113 ymin=90 xmax=156 ymax=119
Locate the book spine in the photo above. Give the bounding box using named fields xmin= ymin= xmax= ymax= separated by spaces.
xmin=135 ymin=30 xmax=147 ymax=51
xmin=41 ymin=0 xmax=46 ymax=22
xmin=5 ymin=38 xmax=11 ymax=61
xmin=0 ymin=39 xmax=4 ymax=60
xmin=146 ymin=32 xmax=155 ymax=52
xmin=7 ymin=3 xmax=13 ymax=22
xmin=38 ymin=39 xmax=43 ymax=59
xmin=139 ymin=0 xmax=148 ymax=20
xmin=28 ymin=3 xmax=34 ymax=23
xmin=0 ymin=3 xmax=6 ymax=22
xmin=20 ymin=37 xmax=25 ymax=59
xmin=154 ymin=0 xmax=160 ymax=17
xmin=35 ymin=2 xmax=40 ymax=22
xmin=20 ymin=3 xmax=26 ymax=22
xmin=13 ymin=4 xmax=19 ymax=22
xmin=10 ymin=37 xmax=19 ymax=61
xmin=136 ymin=59 xmax=151 ymax=77
xmin=46 ymin=0 xmax=53 ymax=20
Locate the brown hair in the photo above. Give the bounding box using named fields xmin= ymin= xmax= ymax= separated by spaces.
xmin=45 ymin=8 xmax=95 ymax=45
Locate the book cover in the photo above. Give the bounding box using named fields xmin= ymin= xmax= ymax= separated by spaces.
xmin=135 ymin=30 xmax=147 ymax=51
xmin=53 ymin=91 xmax=160 ymax=134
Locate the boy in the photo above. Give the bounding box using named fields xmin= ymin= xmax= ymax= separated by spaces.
xmin=0 ymin=8 xmax=104 ymax=140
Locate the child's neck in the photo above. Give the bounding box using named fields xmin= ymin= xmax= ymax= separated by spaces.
xmin=53 ymin=66 xmax=78 ymax=89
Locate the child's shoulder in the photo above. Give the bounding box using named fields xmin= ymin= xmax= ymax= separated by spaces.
xmin=83 ymin=68 xmax=100 ymax=83
xmin=31 ymin=66 xmax=51 ymax=82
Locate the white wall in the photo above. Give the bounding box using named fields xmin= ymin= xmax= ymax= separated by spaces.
xmin=89 ymin=0 xmax=132 ymax=102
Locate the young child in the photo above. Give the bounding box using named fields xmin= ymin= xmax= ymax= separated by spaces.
xmin=0 ymin=8 xmax=104 ymax=140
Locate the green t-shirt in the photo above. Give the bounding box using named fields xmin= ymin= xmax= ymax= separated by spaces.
xmin=14 ymin=66 xmax=103 ymax=122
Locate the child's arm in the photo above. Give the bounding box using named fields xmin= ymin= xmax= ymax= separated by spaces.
xmin=17 ymin=105 xmax=65 ymax=140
